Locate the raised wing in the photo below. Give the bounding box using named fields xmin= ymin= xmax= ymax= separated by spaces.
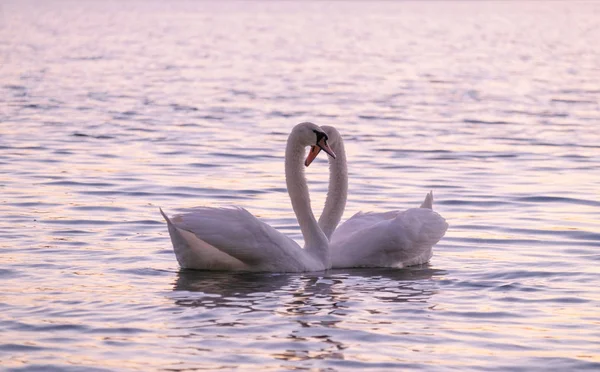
xmin=330 ymin=208 xmax=448 ymax=268
xmin=333 ymin=191 xmax=436 ymax=242
xmin=331 ymin=210 xmax=399 ymax=244
xmin=162 ymin=207 xmax=307 ymax=271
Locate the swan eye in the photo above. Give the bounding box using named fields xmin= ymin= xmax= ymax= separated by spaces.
xmin=312 ymin=129 xmax=328 ymax=144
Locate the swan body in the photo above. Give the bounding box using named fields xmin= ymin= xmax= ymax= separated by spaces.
xmin=319 ymin=126 xmax=448 ymax=268
xmin=330 ymin=193 xmax=448 ymax=268
xmin=161 ymin=122 xmax=336 ymax=272
xmin=161 ymin=207 xmax=324 ymax=272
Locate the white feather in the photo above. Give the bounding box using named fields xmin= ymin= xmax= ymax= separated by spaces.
xmin=161 ymin=207 xmax=322 ymax=272
xmin=330 ymin=205 xmax=448 ymax=268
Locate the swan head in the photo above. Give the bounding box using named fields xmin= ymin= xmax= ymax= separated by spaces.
xmin=304 ymin=125 xmax=340 ymax=167
xmin=292 ymin=122 xmax=336 ymax=166
xmin=320 ymin=126 xmax=341 ymax=149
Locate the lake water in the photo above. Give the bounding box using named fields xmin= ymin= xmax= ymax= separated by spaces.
xmin=1 ymin=0 xmax=600 ymax=370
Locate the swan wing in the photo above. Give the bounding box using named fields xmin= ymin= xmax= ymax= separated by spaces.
xmin=161 ymin=207 xmax=309 ymax=271
xmin=331 ymin=208 xmax=448 ymax=268
xmin=331 ymin=210 xmax=399 ymax=243
xmin=331 ymin=192 xmax=435 ymax=241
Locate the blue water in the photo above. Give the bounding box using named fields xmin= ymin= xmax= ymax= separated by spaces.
xmin=1 ymin=0 xmax=600 ymax=370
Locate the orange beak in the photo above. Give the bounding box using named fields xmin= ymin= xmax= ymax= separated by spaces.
xmin=304 ymin=137 xmax=336 ymax=167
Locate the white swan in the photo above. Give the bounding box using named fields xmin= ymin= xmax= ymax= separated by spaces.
xmin=316 ymin=126 xmax=448 ymax=268
xmin=160 ymin=122 xmax=337 ymax=272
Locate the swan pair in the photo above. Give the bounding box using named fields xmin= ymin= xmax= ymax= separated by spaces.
xmin=161 ymin=122 xmax=448 ymax=272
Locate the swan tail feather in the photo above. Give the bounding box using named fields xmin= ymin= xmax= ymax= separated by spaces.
xmin=159 ymin=208 xmax=248 ymax=270
xmin=159 ymin=208 xmax=192 ymax=267
xmin=420 ymin=191 xmax=434 ymax=209
xmin=159 ymin=207 xmax=171 ymax=224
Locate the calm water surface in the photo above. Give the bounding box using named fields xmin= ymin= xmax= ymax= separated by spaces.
xmin=1 ymin=0 xmax=600 ymax=370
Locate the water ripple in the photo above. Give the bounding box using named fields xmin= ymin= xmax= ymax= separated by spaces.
xmin=1 ymin=1 xmax=599 ymax=371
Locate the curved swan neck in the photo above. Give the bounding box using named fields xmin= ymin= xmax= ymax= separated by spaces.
xmin=318 ymin=135 xmax=348 ymax=240
xmin=285 ymin=132 xmax=329 ymax=264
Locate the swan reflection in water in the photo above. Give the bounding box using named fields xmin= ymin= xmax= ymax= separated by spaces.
xmin=173 ymin=267 xmax=443 ymax=304
xmin=171 ymin=267 xmax=445 ymax=363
